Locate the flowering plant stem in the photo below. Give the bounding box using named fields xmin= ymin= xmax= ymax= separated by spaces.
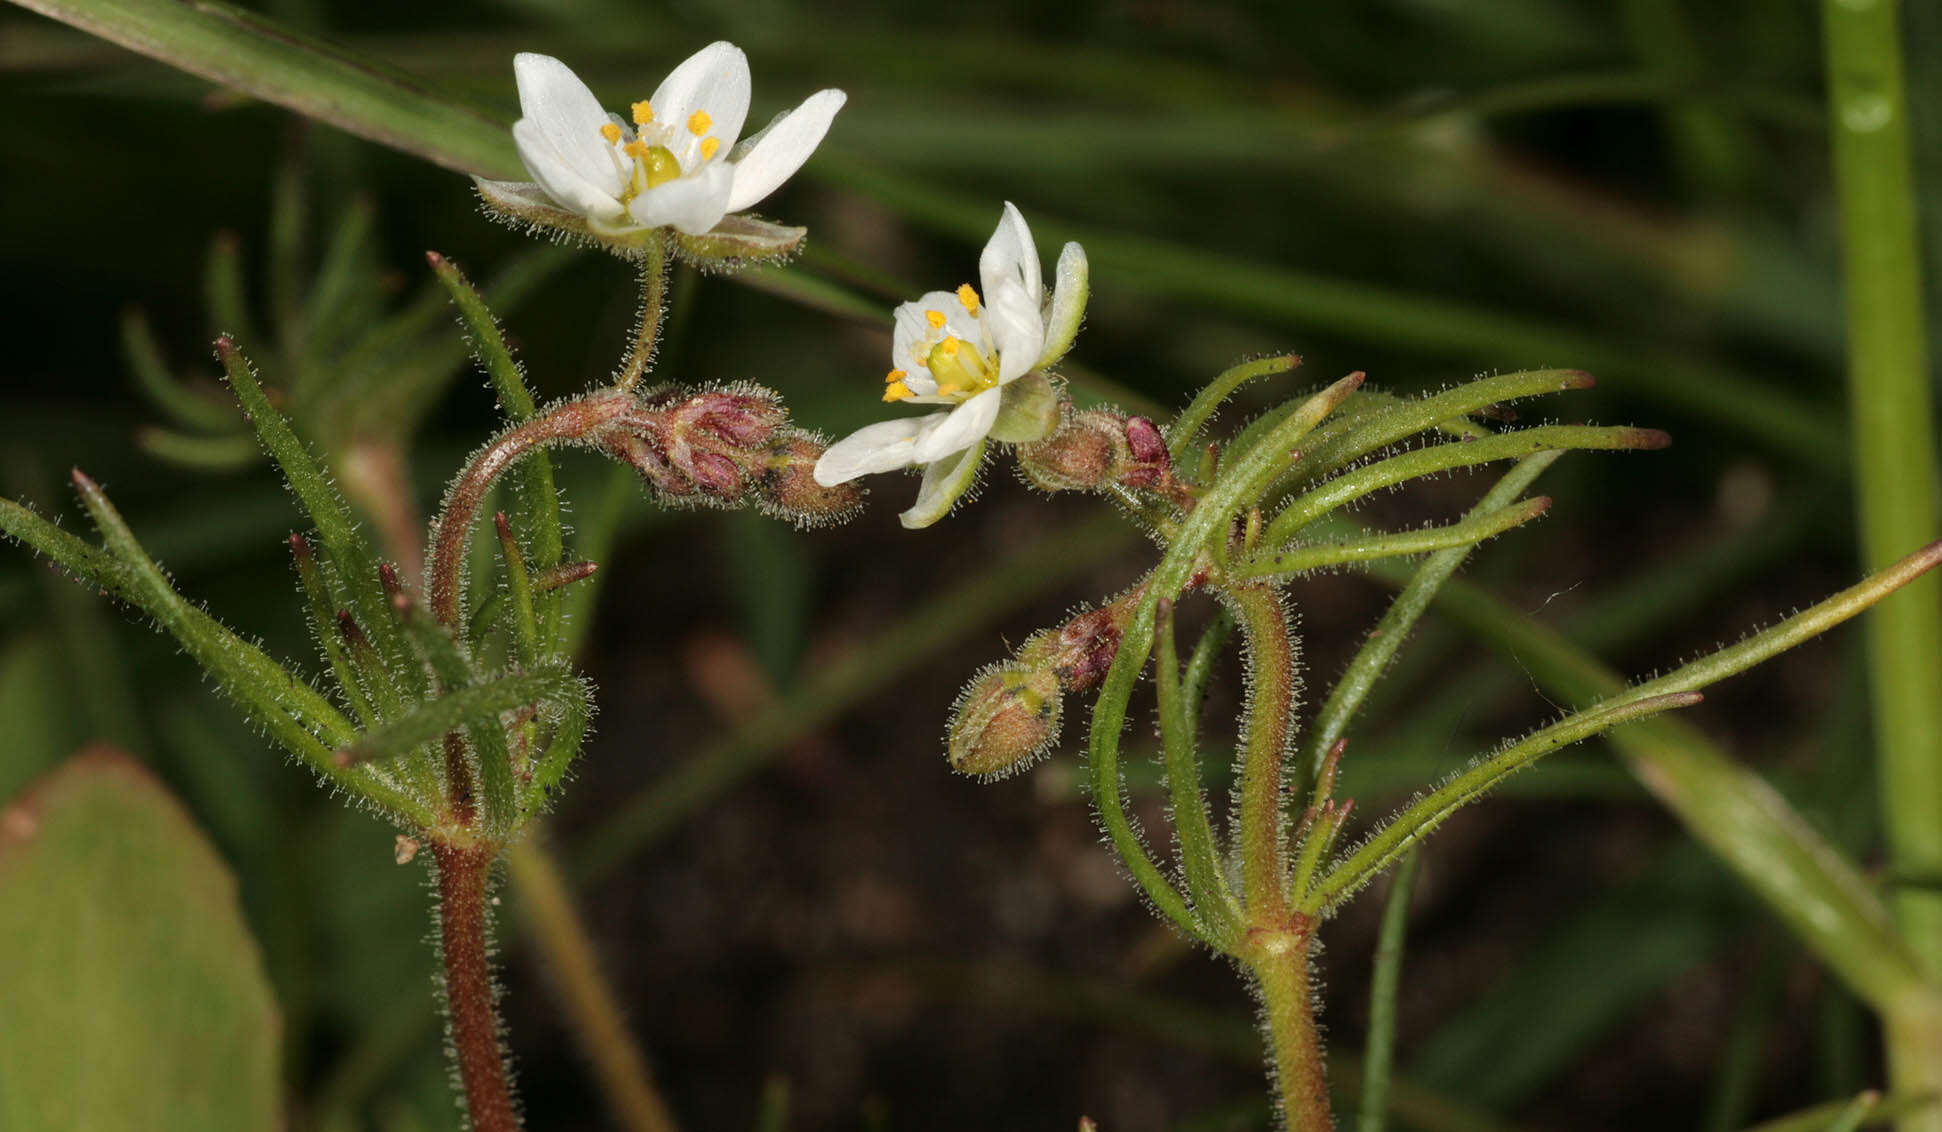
xmin=1823 ymin=3 xmax=1942 ymax=1127
xmin=435 ymin=839 xmax=520 ymax=1132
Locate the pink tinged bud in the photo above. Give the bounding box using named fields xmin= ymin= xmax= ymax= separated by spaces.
xmin=947 ymin=661 xmax=1063 ymax=779
xmin=608 ymin=432 xmax=692 ymax=497
xmin=1124 ymin=416 xmax=1167 ymax=464
xmin=684 ymin=450 xmax=746 ymax=497
xmin=682 ymin=391 xmax=785 ymax=446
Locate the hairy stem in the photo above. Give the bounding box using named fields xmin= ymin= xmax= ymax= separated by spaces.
xmin=1229 ymin=583 xmax=1298 ymax=920
xmin=428 ymin=393 xmax=632 ymax=627
xmin=616 ymin=240 xmax=671 ymax=393
xmin=1249 ymin=928 xmax=1332 ymax=1131
xmin=435 ymin=840 xmax=519 ymax=1132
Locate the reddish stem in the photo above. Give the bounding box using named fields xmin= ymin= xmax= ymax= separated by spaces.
xmin=428 ymin=393 xmax=632 ymax=627
xmin=435 ymin=840 xmax=520 ymax=1132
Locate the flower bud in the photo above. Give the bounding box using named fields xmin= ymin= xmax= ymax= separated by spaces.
xmin=757 ymin=431 xmax=864 ymax=526
xmin=1017 ymin=409 xmax=1178 ymax=496
xmin=947 ymin=659 xmax=1062 ymax=779
xmin=612 ymin=386 xmax=792 ymax=503
xmin=1017 ymin=410 xmax=1118 ymax=492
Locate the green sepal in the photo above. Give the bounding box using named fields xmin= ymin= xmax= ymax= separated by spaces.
xmin=988 ymin=373 xmax=1061 ymax=444
xmin=899 ymin=439 xmax=985 ymax=530
xmin=671 ymin=214 xmax=807 ymax=272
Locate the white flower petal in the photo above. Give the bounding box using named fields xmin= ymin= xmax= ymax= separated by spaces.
xmin=514 ymin=53 xmax=619 ymax=193
xmin=1037 ymin=241 xmax=1089 ymax=368
xmin=899 ymin=439 xmax=985 ymax=530
xmin=626 ymin=161 xmax=735 ymax=235
xmin=980 ymin=201 xmax=1043 ymax=309
xmin=984 ymin=278 xmax=1044 ymax=383
xmin=513 ymin=119 xmax=626 ymax=221
xmin=723 ymin=89 xmax=847 ymax=212
xmin=650 ymin=42 xmax=751 ymax=166
xmin=813 ymin=413 xmax=945 ymax=484
xmin=912 ymin=386 xmax=1002 ymax=464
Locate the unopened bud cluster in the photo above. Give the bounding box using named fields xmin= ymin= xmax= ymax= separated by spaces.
xmin=947 ymin=584 xmax=1144 ymax=778
xmin=1018 ymin=409 xmax=1181 ymax=499
xmin=598 ymin=386 xmax=861 ymax=524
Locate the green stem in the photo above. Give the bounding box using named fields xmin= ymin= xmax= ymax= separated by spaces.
xmin=1248 ymin=931 xmax=1333 ymax=1131
xmin=1228 ymin=583 xmax=1298 ymax=921
xmin=616 ymin=240 xmax=671 ymax=393
xmin=1823 ymin=0 xmax=1942 ymax=1010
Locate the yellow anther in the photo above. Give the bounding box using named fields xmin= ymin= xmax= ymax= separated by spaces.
xmin=599 ymin=122 xmax=623 ymax=145
xmin=884 ymin=368 xmax=908 ymax=384
xmin=631 ymin=100 xmax=653 ymax=126
xmin=939 ymin=336 xmax=961 ymax=355
xmin=882 ymin=381 xmax=913 ymax=402
xmin=688 ymin=110 xmax=713 ymax=136
xmin=700 ymin=136 xmax=721 ymax=160
xmin=924 ymin=310 xmax=948 ymax=329
xmin=936 ymin=383 xmax=962 ymax=397
xmin=622 ymin=140 xmax=650 ymax=158
xmin=956 ymin=283 xmax=981 ymax=315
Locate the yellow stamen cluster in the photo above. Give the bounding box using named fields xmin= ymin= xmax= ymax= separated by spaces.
xmin=688 ymin=110 xmax=713 ymax=136
xmin=632 ymin=101 xmax=653 ymax=126
xmin=599 ymin=122 xmax=623 ymax=145
xmin=957 ymin=284 xmax=981 ymax=315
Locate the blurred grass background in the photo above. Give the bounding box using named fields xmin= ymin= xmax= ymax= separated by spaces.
xmin=0 ymin=1 xmax=1936 ymax=1129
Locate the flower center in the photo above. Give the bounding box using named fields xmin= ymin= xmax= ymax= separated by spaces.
xmin=598 ymin=100 xmax=725 ymax=207
xmin=925 ymin=335 xmax=996 ymax=400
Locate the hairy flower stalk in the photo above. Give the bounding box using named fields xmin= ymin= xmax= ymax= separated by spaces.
xmin=428 ymin=388 xmax=854 ymax=628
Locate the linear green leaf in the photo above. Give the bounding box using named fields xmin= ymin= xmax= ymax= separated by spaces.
xmin=8 ymin=0 xmax=520 ymax=180
xmin=1265 ymin=424 xmax=1667 ymax=546
xmin=337 ymin=669 xmax=569 ymax=769
xmin=1154 ymin=598 xmax=1242 ymax=944
xmin=1401 ymin=546 xmax=1942 ymax=1013
xmin=1239 ymin=496 xmax=1550 ymax=581
xmin=1297 ymin=454 xmax=1561 ymax=797
xmin=214 ymin=337 xmax=422 ymax=698
xmin=1311 ymin=692 xmax=1705 ymax=913
xmin=55 ymin=474 xmax=429 ymax=823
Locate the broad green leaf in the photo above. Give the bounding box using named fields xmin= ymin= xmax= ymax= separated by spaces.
xmin=0 ymin=749 xmax=280 ymax=1132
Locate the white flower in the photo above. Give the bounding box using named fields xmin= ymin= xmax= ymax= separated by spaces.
xmin=814 ymin=203 xmax=1088 ymax=528
xmin=500 ymin=44 xmax=845 ymax=237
